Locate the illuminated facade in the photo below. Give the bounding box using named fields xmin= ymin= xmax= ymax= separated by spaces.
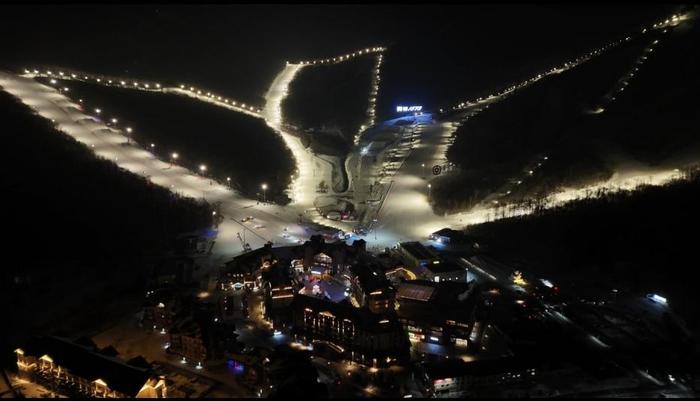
xmin=347 ymin=263 xmax=396 ymax=314
xmin=221 ymin=242 xmax=274 ymax=290
xmin=301 ymin=235 xmax=366 ymax=275
xmin=417 ymin=358 xmax=551 ymax=398
xmin=396 ymin=281 xmax=482 ymax=350
xmin=423 ymin=260 xmax=468 ymax=283
xmin=262 ymin=260 xmax=296 ymax=328
xmin=290 ymin=294 xmax=410 ymax=367
xmin=168 ymin=319 xmax=208 ymax=366
xmin=15 ymin=337 xmax=166 ymax=398
xmin=141 ymin=290 xmax=182 ymax=334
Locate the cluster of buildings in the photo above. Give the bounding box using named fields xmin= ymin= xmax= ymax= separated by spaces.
xmin=14 ymin=336 xmax=167 ymax=398
xmin=216 ymin=232 xmax=697 ymax=398
xmin=9 ymin=232 xmax=243 ymax=398
xmin=219 ymin=235 xmax=492 ymax=371
xmin=394 ymin=241 xmax=469 ymax=283
xmin=13 ymin=227 xmax=696 ymax=398
xmin=140 ymin=287 xmax=239 ymax=369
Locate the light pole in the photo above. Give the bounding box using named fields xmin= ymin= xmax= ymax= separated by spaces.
xmin=427 ymin=183 xmax=432 ymax=201
xmin=421 ymin=163 xmax=426 ymax=178
xmin=199 ymin=164 xmax=207 ymax=179
xmin=125 ymin=127 xmax=133 ymax=144
xmin=261 ymin=183 xmax=268 ymax=203
xmin=170 ymin=152 xmax=178 ymax=167
xmin=226 ymin=177 xmax=231 ymax=188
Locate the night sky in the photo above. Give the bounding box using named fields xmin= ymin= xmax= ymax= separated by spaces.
xmin=0 ymin=5 xmax=673 ymax=118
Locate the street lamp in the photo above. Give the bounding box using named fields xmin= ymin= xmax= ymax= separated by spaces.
xmin=261 ymin=183 xmax=268 ymax=203
xmin=124 ymin=127 xmax=132 ymax=144
xmin=427 ymin=183 xmax=432 ymax=201
xmin=421 ymin=163 xmax=426 ymax=178
xmin=199 ymin=164 xmax=207 ymax=175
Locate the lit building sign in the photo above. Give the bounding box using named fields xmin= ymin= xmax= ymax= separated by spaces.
xmin=396 ymin=105 xmax=423 ymax=113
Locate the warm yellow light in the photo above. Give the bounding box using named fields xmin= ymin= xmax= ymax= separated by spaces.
xmin=93 ymin=378 xmax=108 ymax=387
xmin=512 ymin=271 xmax=527 ymax=286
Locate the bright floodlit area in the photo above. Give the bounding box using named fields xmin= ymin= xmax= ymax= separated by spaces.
xmin=2 ymin=3 xmax=700 ymax=399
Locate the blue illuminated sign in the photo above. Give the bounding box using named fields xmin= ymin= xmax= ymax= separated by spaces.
xmin=396 ymin=105 xmax=423 ymax=113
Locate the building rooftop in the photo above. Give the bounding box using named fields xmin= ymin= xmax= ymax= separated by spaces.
xmin=463 ymin=255 xmax=513 ymax=282
xmin=21 ymin=336 xmax=154 ymax=397
xmin=396 ymin=280 xmax=478 ymax=325
xmin=225 ymin=236 xmax=367 ymax=275
xmin=261 ymin=261 xmax=293 ymax=288
xmin=431 ymin=228 xmax=461 ymax=238
xmin=396 ymin=282 xmax=436 ymax=302
xmin=398 ymin=241 xmax=438 ymax=261
xmin=422 ymin=357 xmax=527 ymax=380
xmin=424 ymin=260 xmax=465 ymax=274
xmin=431 ymin=228 xmax=478 ymax=242
xmin=224 ymin=243 xmax=274 ymax=273
xmin=350 ymin=263 xmax=394 ymax=295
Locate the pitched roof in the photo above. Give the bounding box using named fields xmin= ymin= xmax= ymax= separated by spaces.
xmin=397 ymin=282 xmax=436 ymax=302
xmin=396 ymin=280 xmax=478 ymax=324
xmin=399 ymin=242 xmax=438 ymax=260
xmin=350 ymin=263 xmax=394 ymax=295
xmin=23 ymin=336 xmax=153 ymax=397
